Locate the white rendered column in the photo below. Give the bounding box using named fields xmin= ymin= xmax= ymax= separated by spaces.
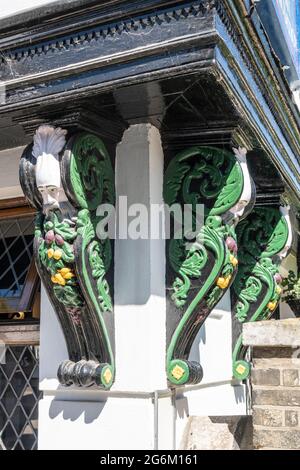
xmin=114 ymin=124 xmax=167 ymax=392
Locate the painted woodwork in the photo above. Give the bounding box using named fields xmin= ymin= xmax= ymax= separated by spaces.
xmin=164 ymin=146 xmax=255 ymax=386
xmin=231 ymin=205 xmax=292 ymax=380
xmin=1 ymin=1 xmax=299 ymax=205
xmin=0 ymin=0 xmax=298 ymax=392
xmin=20 ymin=126 xmax=115 ymax=388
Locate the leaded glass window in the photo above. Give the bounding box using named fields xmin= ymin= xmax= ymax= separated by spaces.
xmin=0 ymin=216 xmax=34 ymax=299
xmin=0 ymin=345 xmax=41 ymax=450
xmin=0 ymin=208 xmax=41 ymax=450
xmin=0 ymin=214 xmax=39 ymax=319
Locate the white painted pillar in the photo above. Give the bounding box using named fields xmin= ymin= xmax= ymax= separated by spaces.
xmin=114 ymin=124 xmax=167 ymax=392
xmin=38 ymin=124 xmax=173 ymax=450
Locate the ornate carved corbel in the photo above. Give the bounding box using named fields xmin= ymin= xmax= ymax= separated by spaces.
xmin=231 ymin=205 xmax=292 ymax=380
xmin=164 ymin=146 xmax=255 ymax=386
xmin=20 ymin=126 xmax=115 ymax=388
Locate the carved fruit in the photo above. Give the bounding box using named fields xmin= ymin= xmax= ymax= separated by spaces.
xmin=54 ymin=273 xmax=66 ymax=286
xmin=55 ymin=234 xmax=65 ymax=246
xmin=274 ymin=273 xmax=282 ymax=284
xmin=216 ymin=275 xmax=232 ymax=289
xmin=267 ymin=301 xmax=277 ymax=311
xmin=276 ymin=286 xmax=282 ymax=295
xmin=45 ymin=230 xmax=55 ymax=244
xmin=53 ymin=249 xmax=62 ymax=260
xmin=59 ymin=268 xmax=71 ymax=275
xmin=230 ymin=254 xmax=238 ymax=267
xmin=64 ymin=272 xmax=75 ymax=280
xmin=47 ymin=248 xmax=54 ymax=259
xmin=226 ymin=237 xmax=237 ymax=253
xmin=58 ymin=267 xmax=75 ymax=280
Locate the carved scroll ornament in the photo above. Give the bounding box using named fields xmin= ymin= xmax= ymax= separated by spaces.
xmin=164 ymin=146 xmax=255 ymax=386
xmin=232 ymin=205 xmax=292 ymax=380
xmin=20 ymin=126 xmax=115 ymax=388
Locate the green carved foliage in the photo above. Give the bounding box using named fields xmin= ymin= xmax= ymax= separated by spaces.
xmin=75 ymin=209 xmax=114 ymax=373
xmin=165 ymin=146 xmax=244 ymax=386
xmin=89 ymin=240 xmax=112 ymax=312
xmin=232 ymin=207 xmax=289 ymax=380
xmin=53 ymin=285 xmax=84 ymax=307
xmin=164 ymin=146 xmax=243 ymax=216
xmin=36 ymin=131 xmax=115 ymax=313
xmin=233 ymin=207 xmax=289 ymax=322
xmin=236 ymin=207 xmax=288 ymax=260
xmin=234 ymin=274 xmax=262 ymax=322
xmin=169 ymin=237 xmax=208 ymax=308
xmin=37 ymin=212 xmax=84 ymax=308
xmin=77 ymin=209 xmax=113 ymax=313
xmin=28 ymin=130 xmax=116 ymax=388
xmin=66 ymin=133 xmax=115 ymax=211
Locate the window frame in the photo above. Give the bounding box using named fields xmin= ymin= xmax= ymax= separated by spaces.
xmin=0 ymin=198 xmax=39 ymax=317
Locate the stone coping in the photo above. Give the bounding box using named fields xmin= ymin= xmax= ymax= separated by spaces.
xmin=243 ymin=319 xmax=300 ymax=348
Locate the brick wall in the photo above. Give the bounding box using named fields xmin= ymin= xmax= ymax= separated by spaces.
xmin=243 ymin=319 xmax=300 ymax=450
xmin=251 ymin=346 xmax=300 ymax=450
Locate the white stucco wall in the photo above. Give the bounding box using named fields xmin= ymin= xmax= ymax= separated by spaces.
xmin=0 ymin=146 xmax=24 ymax=199
xmin=0 ymin=1 xmax=56 ymax=20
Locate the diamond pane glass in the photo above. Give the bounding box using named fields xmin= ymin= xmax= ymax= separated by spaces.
xmin=10 ymin=369 xmax=26 ymax=397
xmin=1 ymin=385 xmax=16 ymax=416
xmin=2 ymin=349 xmax=17 ymax=379
xmin=0 ymin=217 xmax=34 ymax=299
xmin=14 ymin=442 xmax=24 ymax=450
xmin=0 ymin=369 xmax=7 ymax=395
xmin=21 ymin=427 xmax=36 ymax=450
xmin=1 ymin=422 xmax=17 ymax=449
xmin=21 ymin=347 xmax=36 ymax=379
xmin=11 ymin=406 xmax=27 ymax=434
xmin=0 ymin=346 xmax=41 ymax=450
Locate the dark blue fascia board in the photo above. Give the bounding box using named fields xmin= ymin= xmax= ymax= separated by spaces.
xmin=255 ymin=0 xmax=299 ymax=84
xmin=216 ymin=44 xmax=300 ymax=201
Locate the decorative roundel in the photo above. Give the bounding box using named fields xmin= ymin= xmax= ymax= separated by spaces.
xmin=61 ymin=133 xmax=115 ymax=211
xmin=233 ymin=360 xmax=251 ymax=381
xmin=167 ymin=359 xmax=203 ymax=385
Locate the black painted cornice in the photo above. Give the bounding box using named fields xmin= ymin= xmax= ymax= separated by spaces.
xmin=0 ymin=0 xmax=189 ymax=41
xmin=0 ymin=0 xmax=299 ymax=204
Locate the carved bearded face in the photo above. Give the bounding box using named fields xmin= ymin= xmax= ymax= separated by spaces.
xmin=33 ymin=125 xmax=68 ymax=215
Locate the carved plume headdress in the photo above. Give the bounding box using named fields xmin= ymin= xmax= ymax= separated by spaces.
xmin=32 ymin=125 xmax=67 ymax=188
